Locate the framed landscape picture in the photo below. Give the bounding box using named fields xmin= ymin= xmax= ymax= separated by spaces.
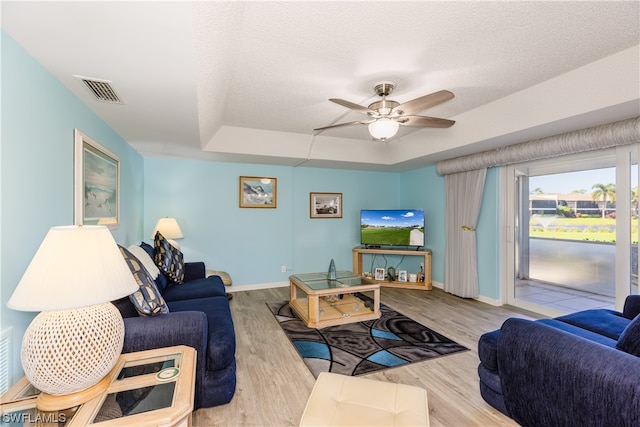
xmin=240 ymin=176 xmax=277 ymax=208
xmin=310 ymin=192 xmax=342 ymax=218
xmin=74 ymin=129 xmax=119 ymax=228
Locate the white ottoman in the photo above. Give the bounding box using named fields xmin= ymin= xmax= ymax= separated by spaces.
xmin=299 ymin=372 xmax=430 ymax=426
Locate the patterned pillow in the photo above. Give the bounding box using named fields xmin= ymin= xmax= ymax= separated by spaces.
xmin=118 ymin=246 xmax=169 ymax=316
xmin=154 ymin=232 xmax=185 ymax=284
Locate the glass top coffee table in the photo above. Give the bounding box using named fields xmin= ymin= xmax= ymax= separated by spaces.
xmin=289 ymin=270 xmax=380 ymax=328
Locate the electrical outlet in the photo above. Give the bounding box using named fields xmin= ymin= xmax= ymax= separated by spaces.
xmin=281 ymin=265 xmax=286 ymax=273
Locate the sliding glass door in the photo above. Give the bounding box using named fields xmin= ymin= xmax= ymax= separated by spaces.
xmin=503 ymin=145 xmax=639 ymax=315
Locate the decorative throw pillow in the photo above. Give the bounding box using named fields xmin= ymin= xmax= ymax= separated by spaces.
xmin=154 ymin=232 xmax=185 ymax=284
xmin=127 ymin=244 xmax=160 ymax=279
xmin=616 ymin=314 xmax=640 ymax=357
xmin=140 ymin=241 xmax=155 ymax=259
xmin=118 ymin=246 xmax=169 ymax=316
xmin=139 ymin=241 xmax=169 ymax=292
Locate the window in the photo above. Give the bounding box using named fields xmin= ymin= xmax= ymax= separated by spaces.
xmin=503 ymin=146 xmax=639 ymax=315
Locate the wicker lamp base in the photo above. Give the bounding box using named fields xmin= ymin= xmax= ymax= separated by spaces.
xmin=37 ymin=375 xmax=112 ymax=411
xmin=21 ymin=302 xmax=125 ymax=409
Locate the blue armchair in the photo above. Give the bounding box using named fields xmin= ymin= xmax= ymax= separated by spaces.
xmin=478 ymin=295 xmax=640 ymax=426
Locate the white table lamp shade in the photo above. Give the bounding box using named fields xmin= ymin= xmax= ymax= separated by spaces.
xmin=151 ymin=217 xmax=184 ymax=240
xmin=7 ymin=225 xmax=139 ymax=401
xmin=7 ymin=225 xmax=138 ymax=311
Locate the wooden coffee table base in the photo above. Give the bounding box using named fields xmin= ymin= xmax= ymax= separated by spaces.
xmin=289 ymin=273 xmax=380 ymax=328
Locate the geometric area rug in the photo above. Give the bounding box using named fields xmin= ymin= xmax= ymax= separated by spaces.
xmin=266 ymin=300 xmax=468 ymax=378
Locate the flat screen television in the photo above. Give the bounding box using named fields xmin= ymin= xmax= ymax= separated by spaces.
xmin=360 ymin=209 xmax=425 ymax=247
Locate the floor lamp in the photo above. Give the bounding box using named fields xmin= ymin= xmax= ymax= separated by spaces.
xmin=7 ymin=225 xmax=138 ymax=410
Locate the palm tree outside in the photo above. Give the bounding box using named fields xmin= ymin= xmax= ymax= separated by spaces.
xmin=591 ymin=183 xmax=616 ymax=218
xmin=530 ymin=187 xmax=544 ymax=195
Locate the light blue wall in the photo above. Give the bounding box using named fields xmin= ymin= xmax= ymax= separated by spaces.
xmin=400 ymin=166 xmax=446 ymax=282
xmin=143 ymin=158 xmax=401 ymax=284
xmin=1 ymin=31 xmax=144 ymax=385
xmin=143 ymin=159 xmax=294 ymax=284
xmin=290 ymin=167 xmax=399 ymax=274
xmin=143 ymin=158 xmax=502 ymax=295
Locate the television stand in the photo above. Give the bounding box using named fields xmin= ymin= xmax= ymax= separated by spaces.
xmin=352 ymin=246 xmax=432 ymax=290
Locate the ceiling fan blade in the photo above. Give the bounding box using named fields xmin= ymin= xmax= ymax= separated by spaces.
xmin=397 ymin=115 xmax=455 ymax=128
xmin=392 ymin=90 xmax=454 ymax=116
xmin=313 ymin=120 xmax=369 ymax=131
xmin=329 ymin=98 xmax=376 ymax=115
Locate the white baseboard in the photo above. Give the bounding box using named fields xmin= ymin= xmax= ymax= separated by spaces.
xmin=427 ymin=280 xmax=503 ymax=307
xmin=474 ymin=294 xmax=502 ymax=306
xmin=226 ymin=279 xmax=503 ymax=307
xmin=226 ymin=281 xmax=289 ymax=293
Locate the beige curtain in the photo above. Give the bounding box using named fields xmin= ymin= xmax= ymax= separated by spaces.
xmin=444 ymin=169 xmax=487 ymax=298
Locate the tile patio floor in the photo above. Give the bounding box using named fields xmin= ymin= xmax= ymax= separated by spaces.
xmin=516 ymin=280 xmax=615 ymax=312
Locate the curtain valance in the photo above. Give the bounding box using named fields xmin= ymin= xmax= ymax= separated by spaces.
xmin=436 ymin=117 xmax=640 ymax=175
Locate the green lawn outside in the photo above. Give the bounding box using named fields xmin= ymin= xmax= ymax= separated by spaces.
xmin=529 ymin=216 xmax=639 ymax=243
xmin=361 ymin=228 xmax=412 ymax=245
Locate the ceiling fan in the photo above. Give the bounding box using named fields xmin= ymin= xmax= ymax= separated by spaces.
xmin=314 ymin=81 xmax=455 ymax=141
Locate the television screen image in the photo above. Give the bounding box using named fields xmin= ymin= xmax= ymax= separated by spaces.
xmin=360 ymin=209 xmax=425 ymax=247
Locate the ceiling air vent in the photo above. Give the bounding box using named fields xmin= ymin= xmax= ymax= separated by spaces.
xmin=74 ymin=75 xmax=125 ymax=104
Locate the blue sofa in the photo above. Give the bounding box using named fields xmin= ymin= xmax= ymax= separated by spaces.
xmin=112 ymin=242 xmax=236 ymax=409
xmin=478 ymin=295 xmax=640 ymax=426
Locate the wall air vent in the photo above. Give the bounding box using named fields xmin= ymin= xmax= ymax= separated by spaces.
xmin=74 ymin=75 xmax=125 ymax=104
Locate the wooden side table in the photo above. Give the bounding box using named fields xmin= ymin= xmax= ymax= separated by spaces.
xmin=0 ymin=345 xmax=196 ymax=426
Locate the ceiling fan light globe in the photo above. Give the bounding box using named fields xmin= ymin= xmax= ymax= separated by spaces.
xmin=368 ymin=118 xmax=399 ymax=140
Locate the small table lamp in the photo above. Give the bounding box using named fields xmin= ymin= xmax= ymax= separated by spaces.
xmin=7 ymin=225 xmax=138 ymax=410
xmin=151 ymin=217 xmax=184 ymax=248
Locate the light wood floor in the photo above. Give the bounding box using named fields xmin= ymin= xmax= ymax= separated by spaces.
xmin=193 ymin=286 xmax=535 ymax=426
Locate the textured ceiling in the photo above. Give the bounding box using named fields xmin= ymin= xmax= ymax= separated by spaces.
xmin=2 ymin=1 xmax=639 ymax=170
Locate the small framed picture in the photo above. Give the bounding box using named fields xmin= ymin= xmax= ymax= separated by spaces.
xmin=240 ymin=176 xmax=277 ymax=208
xmin=398 ymin=270 xmax=408 ymax=282
xmin=374 ymin=268 xmax=385 ymax=281
xmin=310 ymin=192 xmax=342 ymax=218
